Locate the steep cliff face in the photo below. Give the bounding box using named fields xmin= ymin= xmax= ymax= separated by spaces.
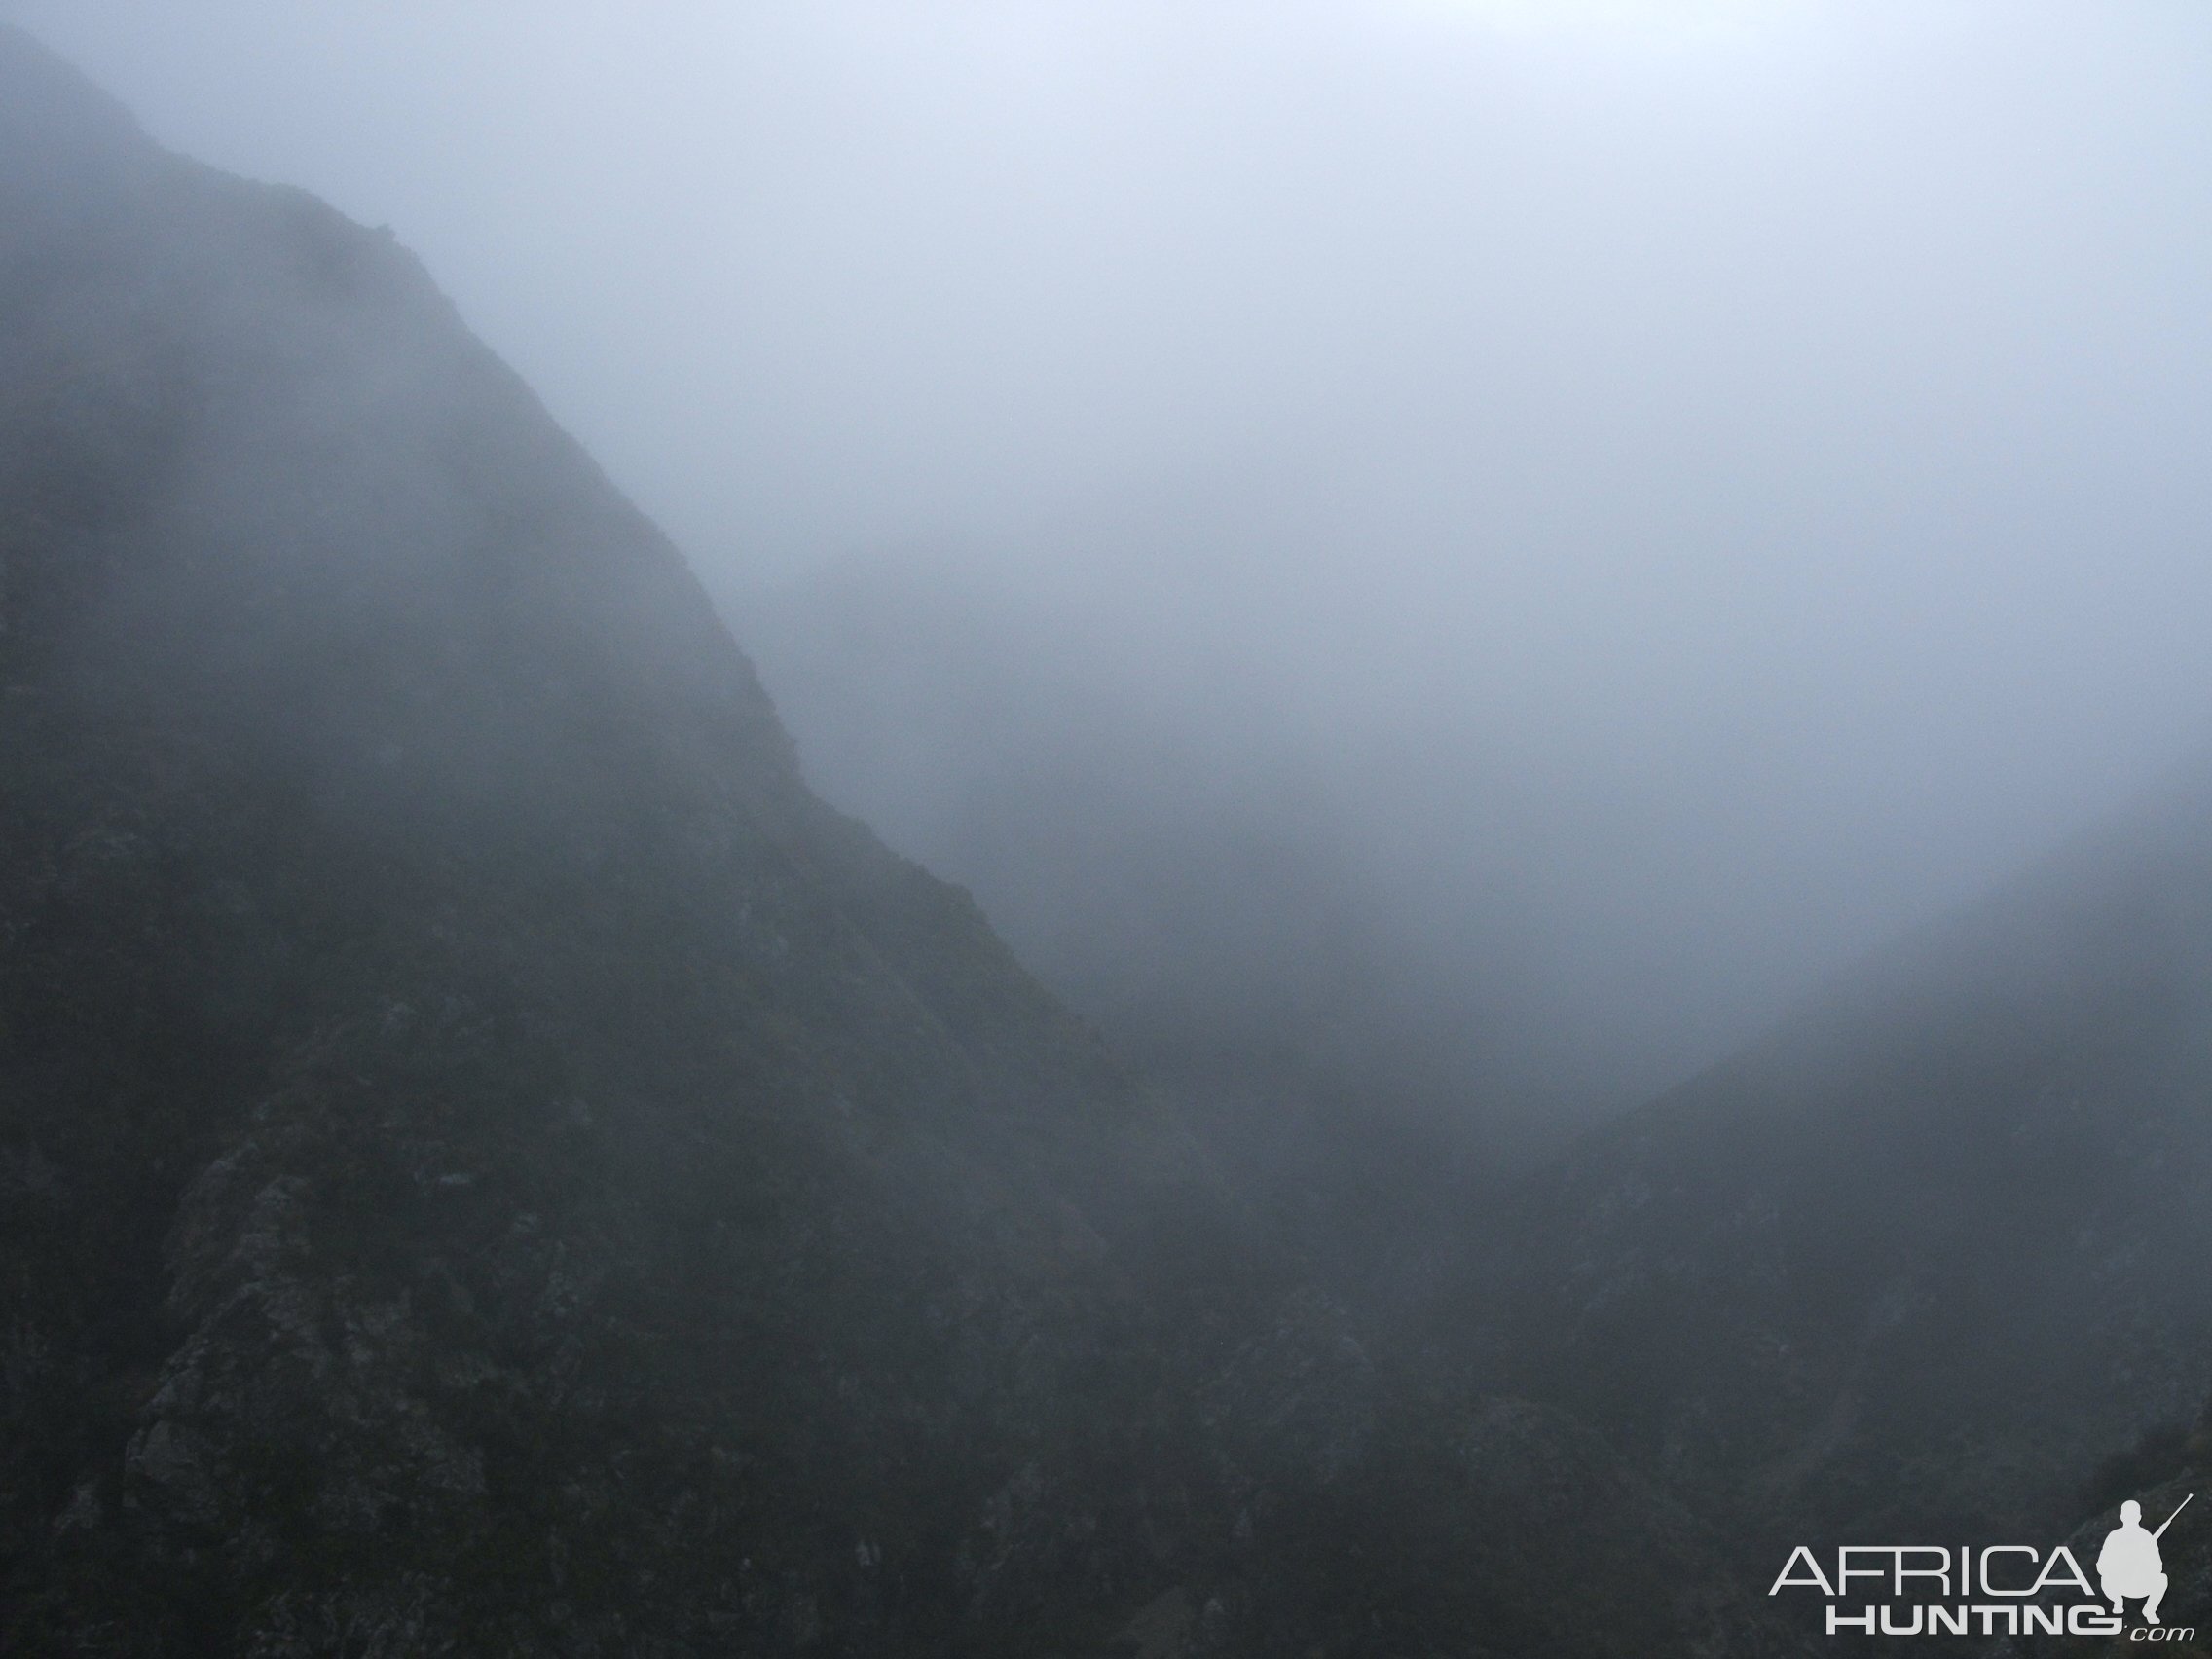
xmin=0 ymin=25 xmax=1240 ymax=1652
xmin=1483 ymin=762 xmax=2212 ymax=1552
xmin=0 ymin=26 xmax=1814 ymax=1657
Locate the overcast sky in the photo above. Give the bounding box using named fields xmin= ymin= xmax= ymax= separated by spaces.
xmin=16 ymin=0 xmax=2212 ymax=1089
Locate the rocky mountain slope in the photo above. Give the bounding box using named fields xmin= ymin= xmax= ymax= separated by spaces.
xmin=0 ymin=23 xmax=1242 ymax=1651
xmin=0 ymin=25 xmax=1801 ymax=1657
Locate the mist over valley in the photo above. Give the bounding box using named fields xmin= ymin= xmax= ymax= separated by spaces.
xmin=7 ymin=5 xmax=2212 ymax=1653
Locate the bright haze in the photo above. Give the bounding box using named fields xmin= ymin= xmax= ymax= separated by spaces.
xmin=20 ymin=0 xmax=2212 ymax=1139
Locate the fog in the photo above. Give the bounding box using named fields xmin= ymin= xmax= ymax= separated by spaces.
xmin=19 ymin=0 xmax=2212 ymax=1148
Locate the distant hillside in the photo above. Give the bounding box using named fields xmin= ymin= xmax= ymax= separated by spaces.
xmin=1476 ymin=758 xmax=2212 ymax=1554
